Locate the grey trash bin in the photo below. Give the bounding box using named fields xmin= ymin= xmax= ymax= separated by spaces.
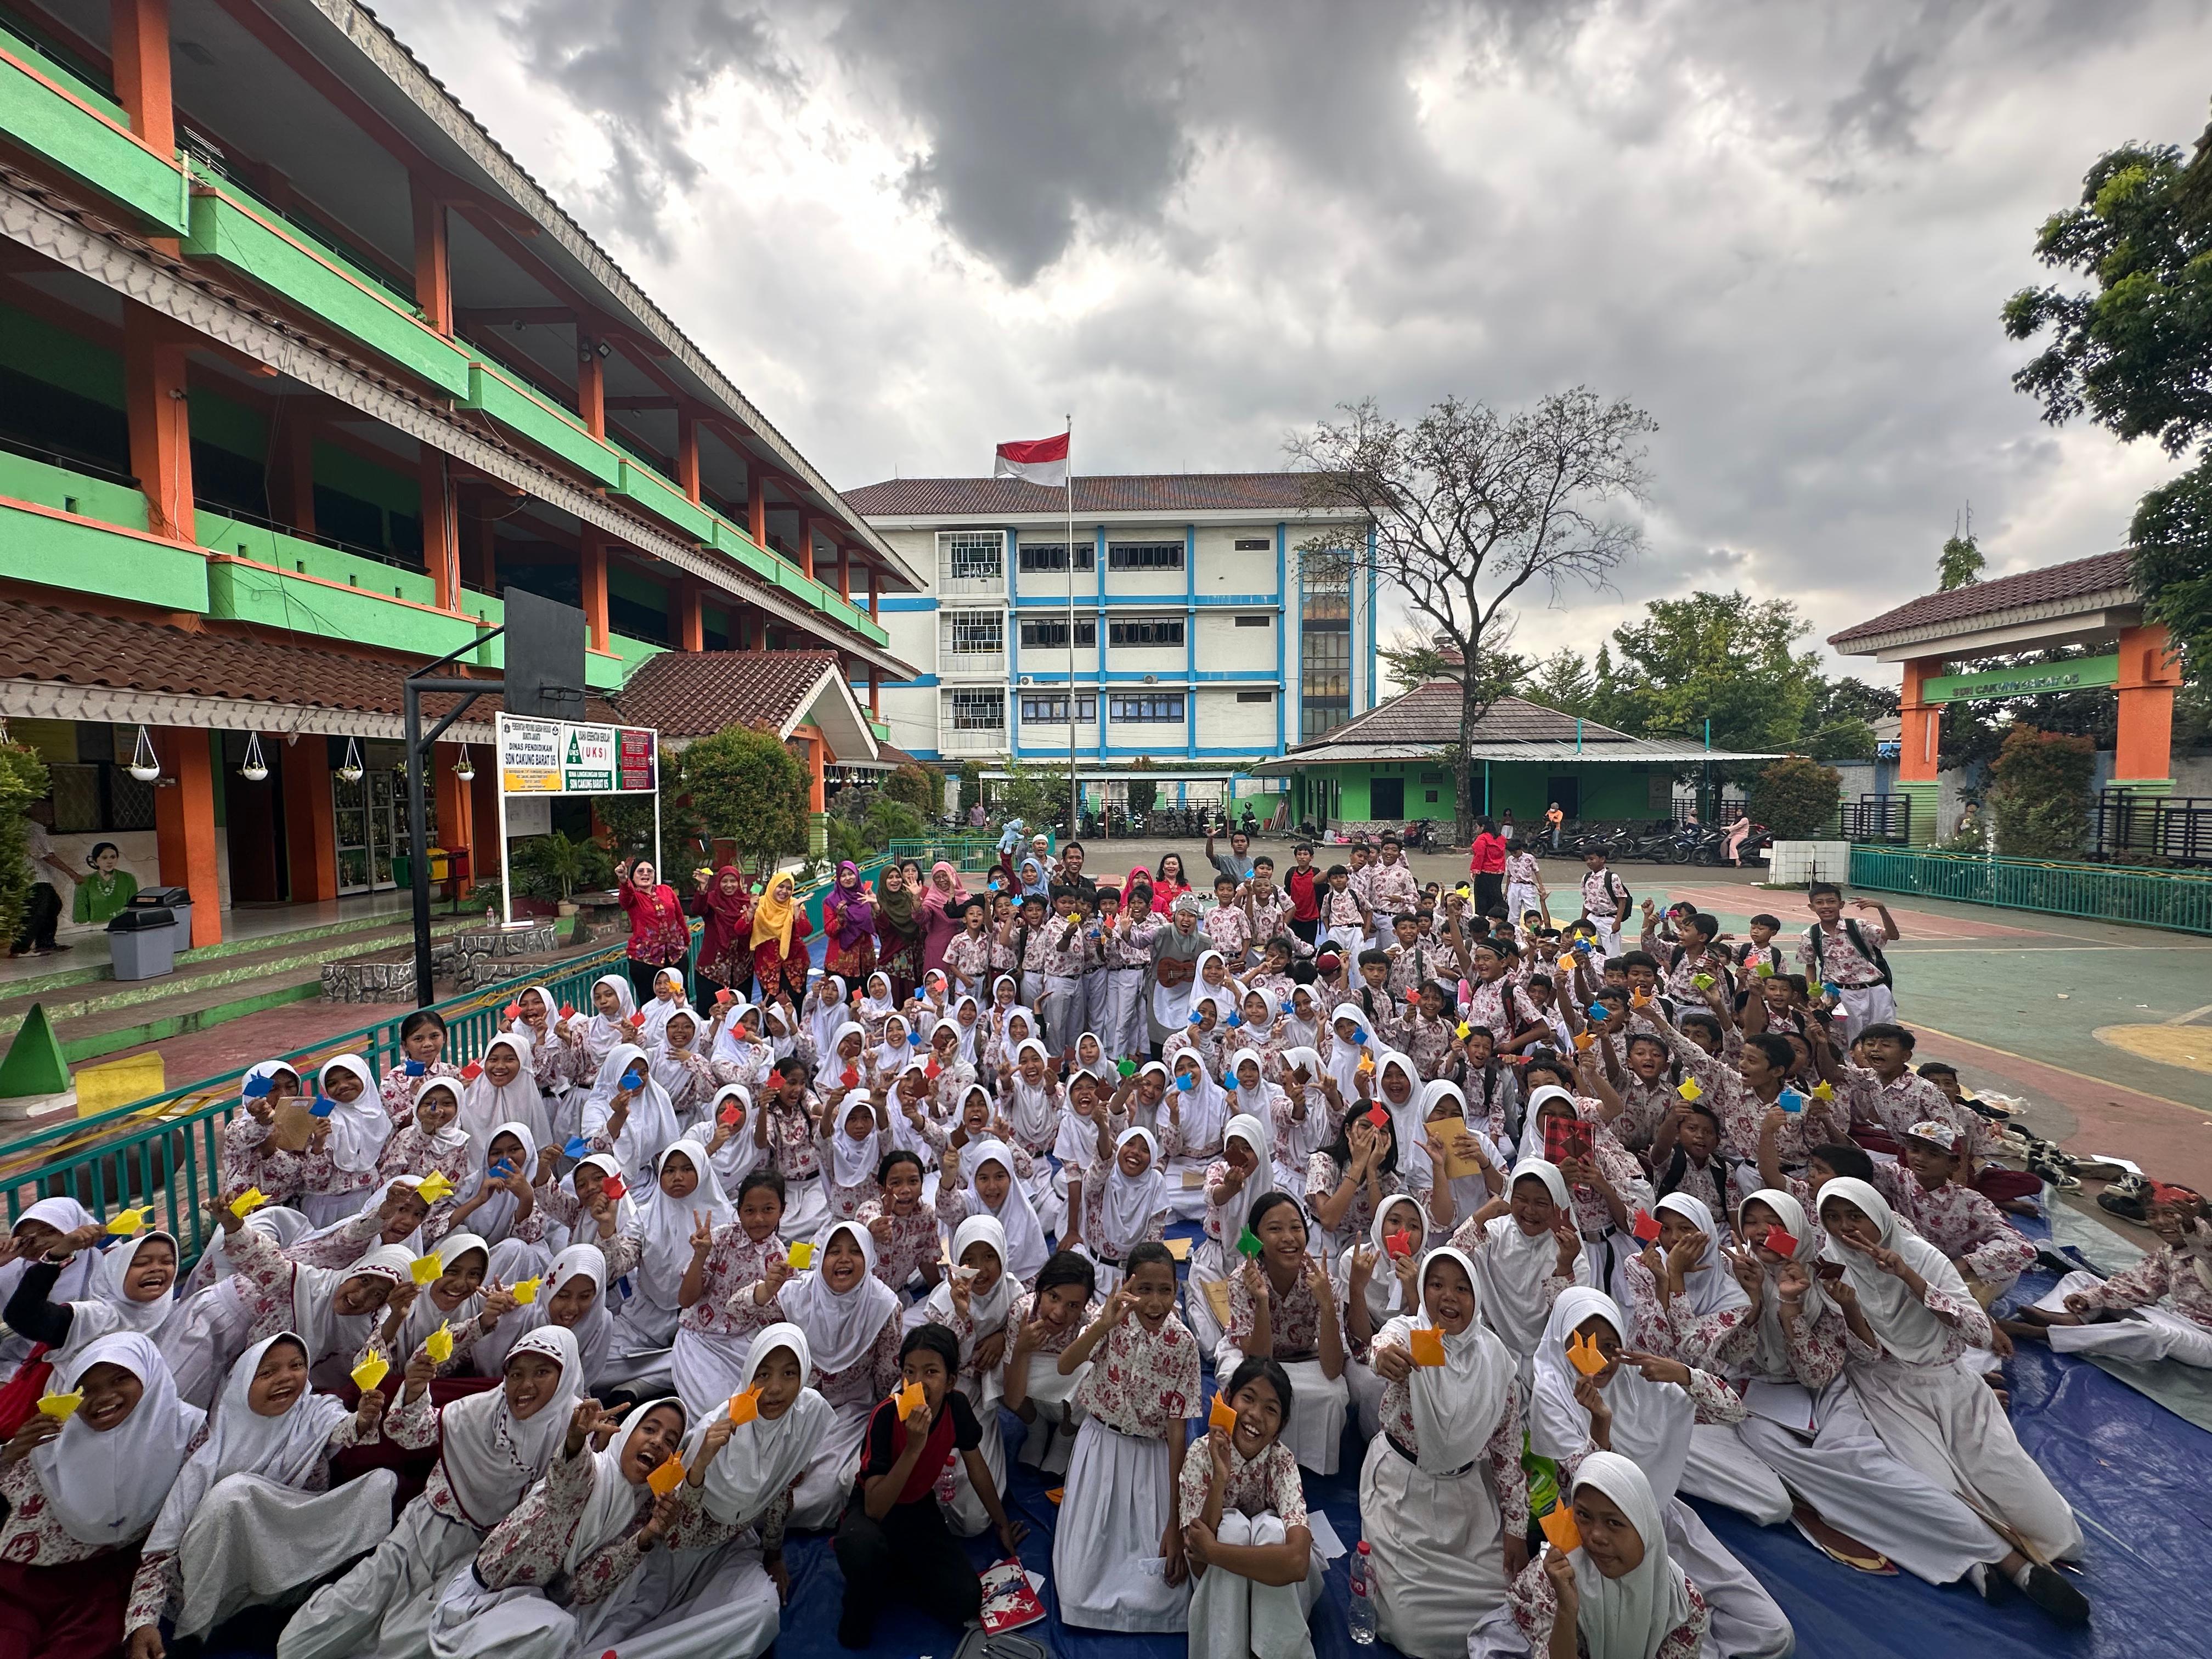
xmin=132 ymin=887 xmax=193 ymax=955
xmin=108 ymin=905 xmax=177 ymax=980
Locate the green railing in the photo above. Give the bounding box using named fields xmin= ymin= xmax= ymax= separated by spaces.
xmin=886 ymin=836 xmax=1009 ymax=875
xmin=1848 ymin=846 xmax=2212 ymax=936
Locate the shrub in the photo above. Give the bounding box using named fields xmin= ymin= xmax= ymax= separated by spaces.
xmin=956 ymin=761 xmax=983 ymax=814
xmin=1746 ymin=756 xmax=1842 ymax=840
xmin=882 ymin=763 xmax=940 ymax=818
xmin=0 ymin=743 xmax=52 ymax=945
xmin=682 ymin=722 xmax=810 ymax=871
xmin=509 ymin=831 xmax=614 ymax=902
xmin=1988 ymin=725 xmax=2095 ymax=858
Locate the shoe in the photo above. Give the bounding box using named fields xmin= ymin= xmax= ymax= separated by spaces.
xmin=2019 ymin=1564 xmax=2091 ymax=1626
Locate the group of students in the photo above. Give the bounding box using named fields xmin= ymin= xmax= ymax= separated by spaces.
xmin=4 ymin=839 xmax=2209 ymax=1659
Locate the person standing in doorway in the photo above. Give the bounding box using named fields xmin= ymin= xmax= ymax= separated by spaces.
xmin=10 ymin=800 xmax=75 ymax=956
xmin=1544 ymin=801 xmax=1565 ymax=850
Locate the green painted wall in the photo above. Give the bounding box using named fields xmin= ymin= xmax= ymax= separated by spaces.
xmin=0 ymin=498 xmax=207 ymax=610
xmin=0 ymin=47 xmax=187 ymax=233
xmin=1294 ymin=761 xmax=1672 ymax=824
xmin=0 ymin=447 xmax=146 ymax=530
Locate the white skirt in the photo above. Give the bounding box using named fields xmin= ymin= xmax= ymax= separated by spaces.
xmin=586 ymin=1537 xmax=781 ymax=1659
xmin=778 ymin=1178 xmax=829 ymax=1242
xmin=1187 ymin=1510 xmax=1321 ymax=1659
xmin=1163 ymin=1156 xmax=1212 ymax=1222
xmin=1054 ymin=1416 xmax=1190 ymax=1632
xmin=1680 ymin=1422 xmax=1791 ymax=1526
xmin=1355 ymin=1431 xmax=1509 ymax=1659
xmin=2037 ymin=1269 xmax=2212 ymax=1368
xmin=789 ymin=1390 xmax=872 ymax=1531
xmin=1662 ymin=1497 xmax=1794 ymax=1659
xmin=1186 ymin=1238 xmax=1229 ymax=1351
xmin=172 ymin=1469 xmax=398 ymax=1638
xmin=426 ymin=1562 xmax=572 ymax=1659
xmin=276 ymin=1494 xmax=477 ymax=1659
xmin=669 ymin=1325 xmax=750 ymax=1421
xmin=1014 ymin=1355 xmax=1089 ymax=1472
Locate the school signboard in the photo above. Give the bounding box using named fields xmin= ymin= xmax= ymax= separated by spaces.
xmin=496 ymin=715 xmax=657 ymax=795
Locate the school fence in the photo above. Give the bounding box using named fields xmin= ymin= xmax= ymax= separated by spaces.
xmin=885 ymin=836 xmax=1005 ymax=876
xmin=1847 ymin=845 xmax=2212 ymax=936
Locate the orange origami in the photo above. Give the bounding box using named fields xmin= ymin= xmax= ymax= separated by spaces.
xmin=646 ymin=1453 xmax=686 ymax=1497
xmin=1539 ymin=1505 xmax=1583 ymax=1553
xmin=1409 ymin=1328 xmax=1447 ymax=1367
xmin=727 ymin=1387 xmax=761 ymax=1426
xmin=896 ymin=1380 xmax=927 ymax=1419
xmin=1208 ymin=1395 xmax=1239 ymax=1432
xmin=1567 ymin=1330 xmax=1607 ymax=1376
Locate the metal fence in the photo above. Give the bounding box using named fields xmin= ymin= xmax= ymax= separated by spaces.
xmin=1839 ymin=794 xmax=1912 ymax=844
xmin=2091 ymin=791 xmax=2212 ymax=866
xmin=1847 ymin=845 xmax=2212 ymax=935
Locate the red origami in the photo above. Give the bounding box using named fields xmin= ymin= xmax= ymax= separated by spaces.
xmin=602 ymin=1176 xmax=627 ymax=1200
xmin=719 ymin=1104 xmax=743 ymax=1126
xmin=502 ymin=1003 xmax=521 ymax=1020
xmin=1403 ymin=988 xmax=1420 ymax=1006
xmin=926 ymin=1059 xmax=941 ymax=1078
xmin=1364 ymin=1104 xmax=1390 ymax=1130
xmin=1763 ymin=1226 xmax=1799 ymax=1257
xmin=841 ymin=1066 xmax=859 ymax=1088
xmin=460 ymin=1062 xmax=483 ymax=1082
xmin=559 ymin=1003 xmax=576 ymax=1019
xmin=1631 ymin=1209 xmax=1661 ymax=1244
xmin=1384 ymin=1229 xmax=1414 ymax=1259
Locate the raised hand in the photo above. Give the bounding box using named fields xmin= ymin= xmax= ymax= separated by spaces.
xmin=1553 ymin=1218 xmax=1583 ymax=1274
xmin=1723 ymin=1244 xmax=1764 ymax=1303
xmin=691 ymin=1210 xmax=715 ymax=1254
xmin=1776 ymin=1259 xmax=1812 ymax=1304
xmin=1618 ymin=1348 xmax=1693 ymax=1387
xmin=1573 ymin=1371 xmax=1612 ymax=1438
xmin=1543 ymin=1543 xmax=1579 ymax=1611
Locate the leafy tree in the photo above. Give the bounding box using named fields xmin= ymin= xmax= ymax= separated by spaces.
xmin=0 ymin=743 xmax=52 ymax=945
xmin=1593 ymin=591 xmax=1825 ymax=757
xmin=1988 ymin=725 xmax=2096 ymax=857
xmin=2003 ymin=119 xmax=2212 ymax=679
xmin=680 ymin=721 xmax=809 ymax=876
xmin=882 ymin=763 xmax=939 ymax=817
xmin=955 ymin=761 xmax=983 ymax=814
xmin=1746 ymin=757 xmax=1842 ymax=841
xmin=1289 ymin=390 xmax=1656 ymax=838
xmin=990 ymin=761 xmax=1072 ymax=831
xmin=1938 ymin=527 xmax=1984 ymax=591
xmin=1523 ymin=648 xmax=1598 ymax=718
xmin=1378 ymin=629 xmax=1457 ymax=692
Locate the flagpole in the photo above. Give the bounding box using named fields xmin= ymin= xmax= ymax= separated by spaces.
xmin=1065 ymin=411 xmax=1077 ymax=838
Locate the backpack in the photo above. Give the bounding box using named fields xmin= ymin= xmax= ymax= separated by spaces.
xmin=1805 ymin=918 xmax=1893 ymax=989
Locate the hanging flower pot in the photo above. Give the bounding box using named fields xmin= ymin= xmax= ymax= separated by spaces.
xmin=239 ymin=731 xmax=269 ymax=782
xmin=455 ymin=742 xmax=476 ymax=783
xmin=336 ymin=735 xmax=365 ymax=785
xmin=127 ymin=725 xmax=162 ymax=783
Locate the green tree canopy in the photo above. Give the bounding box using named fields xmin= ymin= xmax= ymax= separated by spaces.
xmin=679 ymin=721 xmax=809 ymax=876
xmin=1590 ymin=590 xmax=1825 ymax=755
xmin=2003 ymin=115 xmax=2212 ymax=680
xmin=1938 ymin=529 xmax=1984 ymax=590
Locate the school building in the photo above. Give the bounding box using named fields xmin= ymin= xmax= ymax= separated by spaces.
xmin=840 ymin=473 xmax=1383 ymax=803
xmin=0 ymin=0 xmax=921 ymax=945
xmin=1255 ymin=680 xmax=1775 ymax=831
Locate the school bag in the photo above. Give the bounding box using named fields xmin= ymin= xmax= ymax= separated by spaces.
xmin=1804 ymin=918 xmax=1893 ymax=989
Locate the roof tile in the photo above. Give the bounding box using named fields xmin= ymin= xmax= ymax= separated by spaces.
xmin=613 ymin=651 xmax=843 ymax=738
xmin=1827 ymin=551 xmax=2136 ymax=647
xmin=1290 ymin=687 xmax=1640 ymax=753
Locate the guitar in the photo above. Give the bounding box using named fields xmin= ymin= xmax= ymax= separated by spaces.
xmin=1154 ymin=954 xmax=1195 ymax=989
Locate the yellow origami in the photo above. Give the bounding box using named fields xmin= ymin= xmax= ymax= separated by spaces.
xmin=351 ymin=1353 xmax=390 ymax=1394
xmin=1208 ymin=1395 xmax=1239 ymax=1432
xmin=229 ymin=1187 xmax=269 ymax=1218
xmin=409 ymin=1252 xmax=444 ymax=1286
xmin=1567 ymin=1330 xmax=1607 ymax=1377
xmin=787 ymin=1241 xmax=815 ymax=1270
xmin=1454 ymin=1022 xmax=1472 ymax=1040
xmin=425 ymin=1322 xmax=455 ymax=1363
xmin=36 ymin=1390 xmax=82 ymax=1420
xmin=1811 ymin=1081 xmax=1835 ymax=1103
xmin=511 ymin=1277 xmax=543 ymax=1305
xmin=1677 ymin=1078 xmax=1704 ymax=1103
xmin=415 ymin=1170 xmax=456 ymax=1204
xmin=105 ymin=1206 xmax=152 ymax=1237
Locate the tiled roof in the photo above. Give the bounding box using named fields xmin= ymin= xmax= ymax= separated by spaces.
xmin=840 ymin=473 xmax=1361 ymax=518
xmin=1827 ymin=551 xmax=2138 ymax=648
xmin=614 ymin=651 xmax=845 ymax=738
xmin=1294 ymin=687 xmax=1641 ymax=753
xmin=0 ymin=600 xmax=612 ymax=723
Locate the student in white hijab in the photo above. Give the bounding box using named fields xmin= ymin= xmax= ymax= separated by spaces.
xmin=806 ymin=974 xmax=851 ymax=1069
xmin=301 ymin=1054 xmax=392 ymax=1227
xmin=583 ymin=1042 xmax=681 ymax=1183
xmin=1497 ymin=1451 xmax=1707 ymax=1659
xmin=191 ymin=1199 xmax=415 ymax=1395
xmin=921 ymin=1215 xmax=1019 ymax=1535
xmin=1358 ymin=1245 xmax=1526 ymax=1659
xmin=2 ymin=1227 xmax=185 ymax=1372
xmin=1 ymin=1332 xmax=203 ymax=1658
xmin=1454 ymin=1157 xmax=1592 ymax=1387
xmin=1371 ymin=1049 xmax=1432 ymax=1194
xmin=1815 ymin=1178 xmax=2088 ymax=1618
xmin=1528 ymin=1287 xmax=1793 ymax=1659
xmin=128 ymin=1331 xmax=398 ymax=1643
xmin=1187 ymin=1114 xmax=1272 ymax=1350
xmin=459 ymin=1035 xmax=551 ymax=1158
xmin=578 ymin=972 xmax=641 ymax=1070
xmin=1272 ymin=1043 xmax=1333 ymax=1189
xmin=471 ymin=1243 xmax=616 ymax=1390
xmin=394 ymin=1232 xmax=493 ymax=1364
xmin=940 ymin=1135 xmax=1051 ymax=1285
xmin=608 ymin=1141 xmax=736 ymax=1383
xmin=637 ymin=966 xmax=689 ymax=1047
xmin=1160 ymin=1049 xmax=1230 ymax=1220
xmin=277 ymin=1326 xmax=584 ymax=1659
xmin=1 ymin=1198 xmax=101 ymax=1364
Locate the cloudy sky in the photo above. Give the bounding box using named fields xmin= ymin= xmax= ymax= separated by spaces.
xmin=372 ymin=0 xmax=2212 ymax=676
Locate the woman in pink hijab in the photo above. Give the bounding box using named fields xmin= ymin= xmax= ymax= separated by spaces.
xmin=919 ymin=860 xmax=969 ymax=973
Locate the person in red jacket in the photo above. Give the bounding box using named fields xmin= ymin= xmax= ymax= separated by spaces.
xmin=1466 ymin=822 xmax=1508 ymax=919
xmin=1283 ymin=841 xmax=1323 ymax=950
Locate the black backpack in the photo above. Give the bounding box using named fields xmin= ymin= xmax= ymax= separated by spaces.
xmin=1805 ymin=918 xmax=1893 ymax=989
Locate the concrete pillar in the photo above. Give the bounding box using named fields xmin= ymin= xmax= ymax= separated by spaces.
xmin=410 ymin=176 xmax=452 ymax=335
xmin=580 ymin=529 xmax=609 ymax=650
xmin=271 ymin=411 xmax=315 ymax=535
xmin=2113 ymin=623 xmax=2181 ymax=786
xmin=577 ymin=341 xmax=605 ymax=439
xmin=673 ymin=582 xmax=703 ymax=652
xmin=420 ymin=448 xmax=460 ymax=610
xmin=675 ymin=409 xmax=701 ymax=504
xmin=122 ymin=302 xmax=193 ymax=542
xmin=283 ymin=735 xmax=338 ymax=902
xmin=1896 ymin=656 xmax=1943 ymax=844
xmin=153 ymin=727 xmax=221 ymax=946
xmin=109 ymin=0 xmax=175 ymax=154
xmin=747 ymin=464 xmax=767 ymax=550
xmin=796 ymin=516 xmax=815 ymax=580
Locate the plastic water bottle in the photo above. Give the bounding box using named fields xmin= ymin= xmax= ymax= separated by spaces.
xmin=1347 ymin=1539 xmax=1376 ymax=1644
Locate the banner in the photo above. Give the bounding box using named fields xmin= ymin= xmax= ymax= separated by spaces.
xmin=497 ymin=714 xmax=656 ymax=795
xmin=1922 ymin=654 xmax=2119 ymax=703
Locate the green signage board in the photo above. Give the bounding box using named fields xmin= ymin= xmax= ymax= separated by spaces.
xmin=1922 ymin=654 xmax=2119 ymax=703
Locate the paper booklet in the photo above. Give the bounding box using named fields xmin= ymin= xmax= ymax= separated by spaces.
xmin=1740 ymin=1379 xmax=1817 ymax=1436
xmin=979 ymin=1558 xmax=1048 ymax=1633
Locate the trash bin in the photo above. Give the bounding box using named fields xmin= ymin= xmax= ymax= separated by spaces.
xmin=108 ymin=905 xmax=177 ymax=980
xmin=131 ymin=888 xmax=193 ymax=955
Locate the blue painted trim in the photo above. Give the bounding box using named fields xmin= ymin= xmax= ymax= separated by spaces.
xmin=1185 ymin=523 xmax=1198 ymax=759
xmin=1006 ymin=528 xmax=1020 ymax=759
xmin=879 ymin=674 xmax=940 ymax=689
xmin=876 ymin=595 xmax=938 ymax=612
xmin=1275 ymin=522 xmax=1287 ymax=755
xmin=1008 ymin=593 xmax=1279 ymax=608
xmin=1365 ymin=527 xmax=1379 ymax=710
xmin=1096 ymin=524 xmax=1109 ymax=764
xmin=1012 ymin=669 xmax=1276 ymax=685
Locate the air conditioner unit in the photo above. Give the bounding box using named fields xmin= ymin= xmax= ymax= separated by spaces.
xmin=1018 ymin=675 xmax=1033 ymax=686
xmin=1143 ymin=673 xmax=1158 ymax=684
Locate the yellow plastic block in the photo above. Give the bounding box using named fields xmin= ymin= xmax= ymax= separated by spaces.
xmin=74 ymin=1051 xmax=165 ymax=1118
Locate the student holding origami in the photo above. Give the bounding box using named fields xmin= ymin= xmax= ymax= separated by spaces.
xmin=1217 ymin=1192 xmax=1349 ymax=1475
xmin=1357 ymin=1245 xmax=1529 ymax=1659
xmin=2010 ymin=1181 xmax=2212 ymax=1369
xmin=1497 ymin=1452 xmax=1710 ymax=1659
xmin=1180 ymin=1356 xmax=1323 ymax=1659
xmin=195 ymin=1197 xmax=413 ymax=1393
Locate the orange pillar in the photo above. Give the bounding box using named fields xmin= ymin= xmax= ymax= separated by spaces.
xmin=421 ymin=448 xmax=461 ymax=610
xmin=410 ymin=176 xmax=452 ymax=335
xmin=837 ymin=548 xmax=850 ymax=602
xmin=673 ymin=582 xmax=703 ymax=651
xmin=153 ymin=728 xmax=222 ymax=946
xmin=747 ymin=464 xmax=767 ymax=550
xmin=675 ymin=409 xmax=701 ymax=504
xmin=271 ymin=413 xmax=315 ymax=534
xmin=283 ymin=735 xmax=338 ymax=902
xmin=796 ymin=516 xmax=814 ymax=580
xmin=580 ymin=529 xmax=609 ymax=650
xmin=434 ymin=744 xmax=473 ymax=890
xmin=868 ymin=663 xmax=879 ymax=717
xmin=577 ymin=342 xmax=605 ymax=439
xmin=123 ymin=303 xmax=194 ymax=542
xmin=1898 ymin=656 xmax=1942 ymax=783
xmin=2113 ymin=623 xmax=2182 ymax=783
xmin=804 ymin=733 xmax=826 ymax=811
xmin=110 ymin=0 xmax=175 ymax=154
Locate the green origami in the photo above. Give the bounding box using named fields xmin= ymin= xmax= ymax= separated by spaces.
xmin=1116 ymin=1058 xmax=1137 ymax=1077
xmin=1235 ymin=1226 xmax=1263 ymax=1259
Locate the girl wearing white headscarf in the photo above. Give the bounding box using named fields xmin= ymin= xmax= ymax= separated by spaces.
xmin=1 ymin=1198 xmax=99 ymax=1364
xmin=1816 ymin=1178 xmax=2086 ymax=1587
xmin=423 ymin=1397 xmax=696 ymax=1659
xmin=459 ymin=1035 xmax=552 ymax=1158
xmin=127 ymin=1332 xmax=397 ymax=1643
xmin=603 ymin=1142 xmax=735 ymax=1383
xmin=2 ymin=1227 xmax=185 ymax=1370
xmin=1270 ymin=1042 xmax=1334 ymax=1190
xmin=575 ymin=972 xmax=641 ymax=1074
xmin=1421 ymin=1076 xmax=1507 ymax=1231
xmin=1187 ymin=1113 xmax=1274 ymax=1350
xmin=1066 ymin=1126 xmax=1171 ymax=1301
xmin=392 ymin=1232 xmax=494 ymax=1373
xmin=0 ymin=1331 xmax=203 ymax=1659
xmin=1447 ymin=1157 xmax=1593 ymax=1389
xmin=536 ymin=1152 xmax=640 ymax=1257
xmin=935 ymin=1135 xmax=1051 ymax=1286
xmin=583 ymin=1042 xmax=681 ymax=1184
xmin=1498 ymin=1451 xmax=1708 ymax=1659
xmin=816 ymin=1041 xmax=891 ymax=1222
xmin=443 ymin=1122 xmax=551 ymax=1278
xmin=806 ymin=974 xmax=851 ymax=1069
xmin=637 ymin=965 xmax=689 ymax=1047
xmin=729 ymin=1220 xmax=903 ymax=1529
xmin=1358 ymin=1245 xmax=1526 ymax=1659
xmin=1528 ymin=1287 xmax=1793 ymax=1659
xmin=1160 ymin=1048 xmax=1231 ymax=1221
xmin=377 ymin=1080 xmax=478 ymax=1243
xmin=1689 ymin=1188 xmax=2019 ymax=1588
xmin=199 ymin=1199 xmax=414 ymax=1393
xmin=649 ymin=1006 xmax=718 ymax=1127
xmin=279 ymin=1326 xmax=584 ymax=1659
xmin=709 ymin=1001 xmax=774 ymax=1094
xmin=297 ymin=1054 xmax=391 ymax=1226
xmin=922 ymin=1214 xmax=1019 ymax=1534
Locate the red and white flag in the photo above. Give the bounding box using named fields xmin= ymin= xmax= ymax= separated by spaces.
xmin=992 ymin=432 xmax=1070 ymax=488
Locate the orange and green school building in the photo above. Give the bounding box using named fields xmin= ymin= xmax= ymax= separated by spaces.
xmin=0 ymin=0 xmax=921 ymax=944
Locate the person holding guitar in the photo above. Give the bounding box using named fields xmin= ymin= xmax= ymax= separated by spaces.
xmin=1146 ymin=893 xmax=1208 ymax=1057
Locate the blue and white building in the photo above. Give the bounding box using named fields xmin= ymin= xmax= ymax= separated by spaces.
xmin=839 ymin=474 xmax=1381 ymax=798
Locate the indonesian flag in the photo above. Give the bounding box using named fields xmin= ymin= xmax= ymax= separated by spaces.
xmin=993 ymin=432 xmax=1070 ymax=488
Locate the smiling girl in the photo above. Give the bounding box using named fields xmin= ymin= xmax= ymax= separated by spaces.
xmin=1003 ymin=1250 xmax=1099 ymax=1474
xmin=1220 ymin=1192 xmax=1347 ymax=1475
xmin=1181 ymin=1356 xmax=1322 ymax=1659
xmin=669 ymin=1170 xmax=789 ymax=1415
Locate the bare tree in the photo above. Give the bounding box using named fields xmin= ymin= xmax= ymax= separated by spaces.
xmin=1287 ymin=390 xmax=1655 ymax=839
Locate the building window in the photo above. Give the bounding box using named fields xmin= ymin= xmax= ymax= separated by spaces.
xmin=1018 ymin=541 xmax=1094 ymax=572
xmin=1234 ymin=537 xmax=1270 ymax=551
xmin=1019 ymin=616 xmax=1096 ymax=648
xmin=1020 ymin=694 xmax=1097 ymax=724
xmin=938 ymin=530 xmax=1003 ymax=582
xmin=1233 ymin=614 xmax=1271 ymax=628
xmin=1107 ymin=540 xmax=1184 ymax=571
xmin=949 ymin=690 xmax=1005 ymax=730
xmin=1301 ymin=550 xmax=1353 ymax=741
xmin=1108 ymin=616 xmax=1184 ymax=648
xmin=1235 ymin=690 xmax=1273 ymax=704
xmin=945 ymin=611 xmax=1003 ymax=654
xmin=1111 ymin=693 xmax=1185 ymax=723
